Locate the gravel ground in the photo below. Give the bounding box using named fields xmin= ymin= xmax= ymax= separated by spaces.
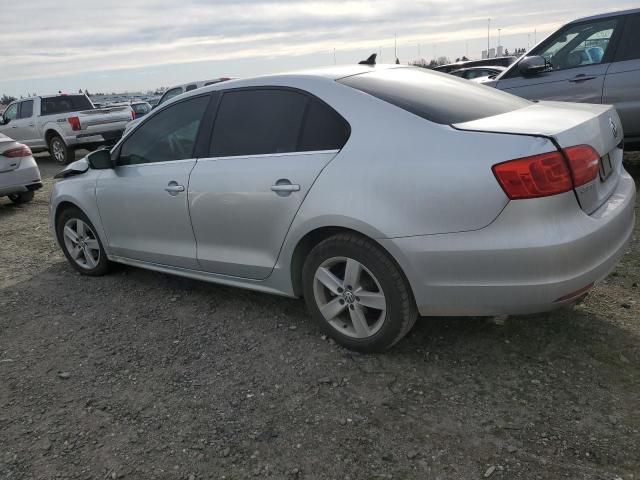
xmin=1 ymin=152 xmax=639 ymax=480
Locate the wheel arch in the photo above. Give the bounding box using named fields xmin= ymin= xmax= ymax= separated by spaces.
xmin=289 ymin=225 xmax=411 ymax=299
xmin=53 ymin=199 xmax=108 ymax=251
xmin=45 ymin=128 xmax=63 ymax=146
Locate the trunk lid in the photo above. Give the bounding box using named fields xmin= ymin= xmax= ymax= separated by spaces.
xmin=454 ymin=101 xmax=624 ymax=214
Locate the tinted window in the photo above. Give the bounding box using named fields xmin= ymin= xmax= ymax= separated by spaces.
xmin=339 ymin=67 xmax=530 ymax=125
xmin=536 ymin=19 xmax=619 ymax=70
xmin=299 ymin=99 xmax=350 ymax=151
xmin=185 ymin=84 xmax=198 ymax=92
xmin=18 ymin=100 xmax=34 ymax=118
xmin=41 ymin=95 xmax=93 ymax=115
xmin=615 ymin=15 xmax=640 ymax=62
xmin=3 ymin=103 xmax=17 ymax=121
xmin=132 ymin=103 xmax=151 ymax=115
xmin=158 ymin=87 xmax=183 ymax=105
xmin=119 ymin=95 xmax=209 ymax=166
xmin=211 ymin=89 xmax=307 ymax=157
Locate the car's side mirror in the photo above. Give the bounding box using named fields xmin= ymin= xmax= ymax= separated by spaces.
xmin=0 ymin=115 xmax=7 ymax=125
xmin=518 ymin=56 xmax=548 ymax=76
xmin=87 ymin=149 xmax=113 ymax=169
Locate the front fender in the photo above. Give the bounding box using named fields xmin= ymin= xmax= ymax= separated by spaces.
xmin=49 ymin=172 xmax=108 ymax=253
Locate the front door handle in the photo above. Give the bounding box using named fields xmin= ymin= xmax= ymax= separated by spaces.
xmin=271 ymin=180 xmax=300 ymax=196
xmin=165 ymin=181 xmax=185 ymax=196
xmin=568 ymin=74 xmax=596 ymax=83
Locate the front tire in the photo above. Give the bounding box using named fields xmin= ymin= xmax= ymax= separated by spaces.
xmin=302 ymin=233 xmax=417 ymax=352
xmin=8 ymin=191 xmax=34 ymax=204
xmin=56 ymin=207 xmax=110 ymax=276
xmin=48 ymin=135 xmax=74 ymax=165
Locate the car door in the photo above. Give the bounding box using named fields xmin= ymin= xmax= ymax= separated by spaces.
xmin=602 ymin=13 xmax=640 ymax=141
xmin=0 ymin=103 xmax=19 ymax=138
xmin=95 ymin=94 xmax=211 ymax=269
xmin=11 ymin=100 xmax=40 ymax=147
xmin=495 ymin=17 xmax=623 ymax=103
xmin=188 ymin=88 xmax=350 ymax=279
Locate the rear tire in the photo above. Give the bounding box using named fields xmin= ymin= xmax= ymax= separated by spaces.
xmin=56 ymin=206 xmax=111 ymax=276
xmin=302 ymin=233 xmax=417 ymax=352
xmin=8 ymin=191 xmax=34 ymax=204
xmin=48 ymin=135 xmax=74 ymax=165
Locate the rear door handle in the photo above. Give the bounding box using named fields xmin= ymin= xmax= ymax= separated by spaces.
xmin=271 ymin=184 xmax=300 ymax=192
xmin=165 ymin=181 xmax=185 ymax=195
xmin=568 ymin=74 xmax=596 ymax=83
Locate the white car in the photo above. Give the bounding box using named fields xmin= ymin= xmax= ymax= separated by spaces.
xmin=50 ymin=64 xmax=635 ymax=351
xmin=0 ymin=133 xmax=41 ymax=204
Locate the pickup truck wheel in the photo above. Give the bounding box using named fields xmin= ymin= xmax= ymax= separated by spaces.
xmin=49 ymin=135 xmax=73 ymax=164
xmin=8 ymin=191 xmax=35 ymax=204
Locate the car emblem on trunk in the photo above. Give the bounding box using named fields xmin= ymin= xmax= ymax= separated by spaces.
xmin=609 ymin=117 xmax=618 ymax=139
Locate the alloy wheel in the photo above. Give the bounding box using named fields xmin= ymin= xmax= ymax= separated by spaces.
xmin=62 ymin=218 xmax=101 ymax=269
xmin=313 ymin=256 xmax=387 ymax=339
xmin=51 ymin=139 xmax=66 ymax=163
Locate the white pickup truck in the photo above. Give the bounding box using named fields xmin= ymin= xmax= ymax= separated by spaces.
xmin=0 ymin=94 xmax=134 ymax=164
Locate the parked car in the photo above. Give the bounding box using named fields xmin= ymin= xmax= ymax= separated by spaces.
xmin=50 ymin=65 xmax=636 ymax=352
xmin=0 ymin=134 xmax=42 ymax=204
xmin=155 ymin=78 xmax=231 ymax=107
xmin=488 ymin=8 xmax=640 ymax=148
xmin=0 ymin=94 xmax=134 ymax=164
xmin=450 ymin=66 xmax=506 ymax=82
xmin=130 ymin=101 xmax=152 ymax=118
xmin=434 ymin=56 xmax=516 ymax=74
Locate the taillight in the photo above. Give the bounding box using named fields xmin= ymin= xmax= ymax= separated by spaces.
xmin=67 ymin=116 xmax=81 ymax=131
xmin=562 ymin=145 xmax=600 ymax=187
xmin=493 ymin=145 xmax=602 ymax=200
xmin=131 ymin=109 xmax=136 ymax=120
xmin=1 ymin=144 xmax=32 ymax=158
xmin=492 ymin=151 xmax=573 ymax=200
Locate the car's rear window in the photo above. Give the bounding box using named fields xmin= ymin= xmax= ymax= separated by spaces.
xmin=338 ymin=67 xmax=530 ymax=125
xmin=41 ymin=95 xmax=94 ymax=115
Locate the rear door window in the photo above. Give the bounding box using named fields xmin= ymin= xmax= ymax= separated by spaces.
xmin=298 ymin=98 xmax=350 ymax=151
xmin=338 ymin=67 xmax=530 ymax=125
xmin=210 ymin=89 xmax=308 ymax=157
xmin=614 ymin=14 xmax=640 ymax=62
xmin=209 ymin=89 xmax=350 ymax=157
xmin=18 ymin=100 xmax=34 ymax=118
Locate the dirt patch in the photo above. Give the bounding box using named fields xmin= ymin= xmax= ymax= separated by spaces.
xmin=1 ymin=153 xmax=639 ymax=479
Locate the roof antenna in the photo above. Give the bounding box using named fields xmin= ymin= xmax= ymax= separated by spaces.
xmin=358 ymin=53 xmax=377 ymax=65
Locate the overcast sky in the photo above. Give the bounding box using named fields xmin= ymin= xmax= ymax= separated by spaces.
xmin=0 ymin=0 xmax=636 ymax=97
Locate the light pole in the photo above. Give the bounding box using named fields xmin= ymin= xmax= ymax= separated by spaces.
xmin=487 ymin=18 xmax=491 ymax=55
xmin=498 ymin=28 xmax=501 ymax=47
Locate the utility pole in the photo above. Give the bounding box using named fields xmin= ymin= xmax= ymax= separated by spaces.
xmin=333 ymin=48 xmax=336 ymax=65
xmin=498 ymin=28 xmax=501 ymax=47
xmin=487 ymin=18 xmax=491 ymax=54
xmin=394 ymin=33 xmax=397 ymax=61
xmin=534 ymin=28 xmax=537 ymax=45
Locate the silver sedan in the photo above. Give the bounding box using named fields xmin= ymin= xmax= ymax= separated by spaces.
xmin=49 ymin=64 xmax=636 ymax=351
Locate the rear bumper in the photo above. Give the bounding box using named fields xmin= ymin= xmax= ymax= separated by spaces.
xmin=0 ymin=157 xmax=42 ymax=196
xmin=381 ymin=170 xmax=636 ymax=316
xmin=65 ymin=125 xmax=126 ymax=147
